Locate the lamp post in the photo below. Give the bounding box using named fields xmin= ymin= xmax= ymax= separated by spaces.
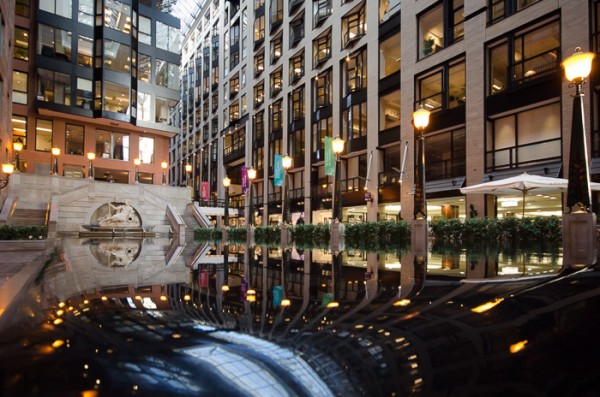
xmin=247 ymin=166 xmax=257 ymax=226
xmin=223 ymin=175 xmax=231 ymax=227
xmin=87 ymin=152 xmax=95 ymax=179
xmin=51 ymin=147 xmax=60 ymax=175
xmin=412 ymin=106 xmax=431 ymax=220
xmin=133 ymin=158 xmax=141 ymax=184
xmin=13 ymin=139 xmax=23 ymax=172
xmin=281 ymin=154 xmax=292 ymax=225
xmin=331 ymin=136 xmax=345 ymax=222
xmin=561 ymin=47 xmax=597 ymax=267
xmin=0 ymin=163 xmax=14 ymax=190
xmin=161 ymin=161 xmax=168 ymax=185
xmin=185 ymin=163 xmax=192 ymax=186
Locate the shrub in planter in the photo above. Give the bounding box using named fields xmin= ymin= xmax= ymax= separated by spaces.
xmin=194 ymin=227 xmax=222 ymax=242
xmin=254 ymin=226 xmax=280 ymax=246
xmin=226 ymin=227 xmax=247 ymax=243
xmin=0 ymin=225 xmax=48 ymax=240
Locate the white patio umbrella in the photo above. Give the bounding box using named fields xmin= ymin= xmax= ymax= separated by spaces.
xmin=460 ymin=172 xmax=600 ymax=217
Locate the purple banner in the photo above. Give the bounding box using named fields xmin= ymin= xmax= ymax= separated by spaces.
xmin=241 ymin=166 xmax=248 ymax=194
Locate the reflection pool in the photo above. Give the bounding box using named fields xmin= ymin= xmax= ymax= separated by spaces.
xmin=0 ymin=237 xmax=598 ymax=396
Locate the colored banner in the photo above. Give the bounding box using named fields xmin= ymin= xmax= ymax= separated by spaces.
xmin=321 ymin=292 xmax=334 ymax=308
xmin=324 ymin=136 xmax=335 ymax=176
xmin=200 ymin=181 xmax=210 ymax=200
xmin=274 ymin=154 xmax=284 ymax=187
xmin=272 ymin=285 xmax=283 ymax=306
xmin=199 ymin=270 xmax=209 ymax=288
xmin=241 ymin=166 xmax=249 ymax=194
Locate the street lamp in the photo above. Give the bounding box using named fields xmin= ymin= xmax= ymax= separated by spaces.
xmin=331 ymin=136 xmax=345 ymax=222
xmin=561 ymin=47 xmax=597 ymax=267
xmin=562 ymin=47 xmax=595 ymax=213
xmin=51 ymin=147 xmax=60 ymax=175
xmin=13 ymin=139 xmax=23 ymax=172
xmin=161 ymin=161 xmax=168 ymax=185
xmin=412 ymin=105 xmax=431 ymax=220
xmin=87 ymin=152 xmax=95 ymax=179
xmin=223 ymin=175 xmax=231 ymax=227
xmin=0 ymin=163 xmax=14 ymax=190
xmin=134 ymin=158 xmax=141 ymax=184
xmin=185 ymin=163 xmax=192 ymax=186
xmin=281 ymin=154 xmax=292 ymax=224
xmin=247 ymin=166 xmax=257 ymax=226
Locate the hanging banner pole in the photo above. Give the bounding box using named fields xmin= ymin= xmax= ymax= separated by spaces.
xmin=400 ymin=141 xmax=408 ymax=183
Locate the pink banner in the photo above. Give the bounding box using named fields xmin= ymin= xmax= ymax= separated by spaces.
xmin=201 ymin=181 xmax=210 ymax=200
xmin=241 ymin=166 xmax=248 ymax=194
xmin=199 ymin=270 xmax=208 ymax=288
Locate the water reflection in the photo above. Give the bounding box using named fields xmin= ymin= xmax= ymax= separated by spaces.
xmin=1 ymin=238 xmax=597 ymax=396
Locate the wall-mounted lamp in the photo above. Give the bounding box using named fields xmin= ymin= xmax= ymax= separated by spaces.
xmin=13 ymin=139 xmax=23 ymax=172
xmin=87 ymin=152 xmax=96 ymax=179
xmin=0 ymin=163 xmax=15 ymax=190
xmin=51 ymin=147 xmax=60 ymax=175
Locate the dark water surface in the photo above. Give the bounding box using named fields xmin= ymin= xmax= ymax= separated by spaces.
xmin=0 ymin=237 xmax=598 ymax=396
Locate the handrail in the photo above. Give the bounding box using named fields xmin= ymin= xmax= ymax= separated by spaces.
xmin=167 ymin=203 xmax=186 ymax=245
xmin=47 ymin=195 xmax=59 ymax=239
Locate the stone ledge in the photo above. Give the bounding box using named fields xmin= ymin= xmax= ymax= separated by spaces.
xmin=0 ymin=240 xmax=48 ymax=251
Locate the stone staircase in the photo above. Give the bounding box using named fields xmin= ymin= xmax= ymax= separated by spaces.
xmin=9 ymin=208 xmax=48 ymax=226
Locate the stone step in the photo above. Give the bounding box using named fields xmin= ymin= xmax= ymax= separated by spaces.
xmin=9 ymin=209 xmax=48 ymax=226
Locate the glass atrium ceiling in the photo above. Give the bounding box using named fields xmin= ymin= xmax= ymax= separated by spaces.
xmin=170 ymin=0 xmax=207 ymax=35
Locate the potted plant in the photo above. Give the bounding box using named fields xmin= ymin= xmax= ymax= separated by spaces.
xmin=422 ymin=37 xmax=435 ymax=57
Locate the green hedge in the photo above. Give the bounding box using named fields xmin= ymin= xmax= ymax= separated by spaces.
xmin=430 ymin=216 xmax=562 ymax=243
xmin=0 ymin=225 xmax=48 ymax=240
xmin=254 ymin=225 xmax=281 ymax=246
xmin=291 ymin=224 xmax=331 ymax=248
xmin=226 ymin=227 xmax=247 ymax=243
xmin=194 ymin=227 xmax=222 ymax=242
xmin=345 ymin=220 xmax=411 ymax=251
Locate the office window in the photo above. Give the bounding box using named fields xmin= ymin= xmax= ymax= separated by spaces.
xmin=241 ymin=65 xmax=247 ymax=87
xmin=212 ymin=91 xmax=218 ymax=112
xmin=379 ymin=0 xmax=401 ymax=22
xmin=104 ymin=0 xmax=131 ymax=33
xmin=16 ymin=0 xmax=30 ymax=17
xmin=104 ymin=40 xmax=130 ymax=73
xmin=342 ymin=102 xmax=367 ymax=140
xmin=343 ymin=48 xmax=367 ymax=97
xmin=38 ymin=24 xmax=72 ymax=62
xmin=290 ymin=86 xmax=304 ymax=121
xmin=271 ymin=100 xmax=283 ymax=132
xmin=486 ymin=102 xmax=561 ymax=170
xmin=416 ymin=59 xmax=465 ymax=111
xmin=137 ymin=92 xmax=151 ymax=121
xmin=77 ymin=36 xmax=93 ymax=67
xmin=139 ymin=137 xmax=154 ymax=164
xmin=12 ymin=116 xmax=28 ymax=149
xmin=419 ymin=1 xmax=464 ymax=60
xmin=254 ymin=111 xmax=265 ymax=141
xmin=13 ymin=71 xmax=28 ymax=104
xmin=313 ymin=69 xmax=332 ymax=109
xmin=489 ymin=0 xmax=542 ymax=24
xmin=425 ymin=128 xmax=465 ymax=180
xmin=290 ymin=50 xmax=304 ymax=83
xmin=341 ymin=2 xmax=366 ymax=49
xmin=313 ymin=29 xmax=331 ymax=68
xmin=156 ymin=21 xmax=181 ymax=53
xmin=230 ymin=74 xmax=240 ymax=97
xmin=290 ymin=128 xmax=305 ymax=161
xmin=78 ymin=0 xmax=93 ymax=25
xmin=103 ymin=81 xmax=129 ymax=114
xmin=96 ymin=130 xmax=129 ymax=160
xmin=40 ymin=0 xmax=72 ymax=19
xmin=156 ymin=97 xmax=178 ymax=125
xmin=254 ymin=49 xmax=265 ymax=76
xmin=488 ymin=18 xmax=559 ymax=95
xmin=270 ymin=0 xmax=283 ymax=30
xmin=242 ymin=8 xmax=248 ymax=59
xmin=312 ymin=117 xmax=332 ymax=152
xmin=37 ymin=69 xmax=71 ymax=105
xmin=380 ymin=89 xmax=401 ymax=131
xmin=36 ymin=119 xmax=53 ymax=152
xmin=77 ymin=78 xmax=92 ymax=109
xmin=270 ymin=67 xmax=282 ymax=97
xmin=14 ymin=28 xmax=29 ymax=61
xmin=313 ymin=0 xmax=331 ymax=27
xmin=254 ymin=15 xmax=265 ymax=43
xmin=65 ymin=124 xmax=84 ymax=155
xmin=139 ymin=16 xmax=152 ymax=45
xmin=380 ymin=32 xmax=401 ymax=78
xmin=139 ymin=54 xmax=151 ymax=82
xmin=290 ymin=13 xmax=304 ymax=48
xmin=241 ymin=94 xmax=247 ymax=115
xmin=156 ymin=59 xmax=180 ymax=90
xmin=271 ymin=34 xmax=283 ymax=64
xmin=229 ymin=102 xmax=240 ymax=123
xmin=254 ymin=80 xmax=265 ymax=107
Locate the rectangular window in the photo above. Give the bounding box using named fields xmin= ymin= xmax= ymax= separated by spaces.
xmin=16 ymin=0 xmax=30 ymax=17
xmin=78 ymin=0 xmax=93 ymax=25
xmin=271 ymin=100 xmax=283 ymax=132
xmin=419 ymin=1 xmax=464 ymax=60
xmin=290 ymin=128 xmax=305 ymax=158
xmin=77 ymin=78 xmax=92 ymax=109
xmin=12 ymin=115 xmax=28 ymax=149
xmin=254 ymin=80 xmax=264 ymax=107
xmin=36 ymin=119 xmax=53 ymax=152
xmin=489 ymin=0 xmax=542 ymax=24
xmin=156 ymin=59 xmax=180 ymax=90
xmin=488 ymin=18 xmax=559 ymax=95
xmin=103 ymin=81 xmax=129 ymax=114
xmin=96 ymin=130 xmax=129 ymax=160
xmin=229 ymin=102 xmax=240 ymax=123
xmin=139 ymin=136 xmax=154 ymax=164
xmin=40 ymin=0 xmax=72 ymax=19
xmin=290 ymin=50 xmax=304 ymax=83
xmin=254 ymin=15 xmax=265 ymax=43
xmin=313 ymin=0 xmax=332 ymax=27
xmin=380 ymin=32 xmax=401 ymax=78
xmin=254 ymin=50 xmax=265 ymax=76
xmin=416 ymin=59 xmax=465 ymax=111
xmin=379 ymin=0 xmax=401 ymax=23
xmin=37 ymin=69 xmax=71 ymax=105
xmin=311 ymin=117 xmax=331 ymax=152
xmin=77 ymin=35 xmax=93 ymax=67
xmin=290 ymin=86 xmax=304 ymax=121
xmin=343 ymin=48 xmax=367 ymax=97
xmin=314 ymin=69 xmax=332 ymax=109
xmin=425 ymin=128 xmax=465 ymax=180
xmin=254 ymin=111 xmax=265 ymax=141
xmin=13 ymin=71 xmax=28 ymax=104
xmin=342 ymin=102 xmax=367 ymax=140
xmin=105 ymin=0 xmax=131 ymax=34
xmin=38 ymin=24 xmax=72 ymax=62
xmin=486 ymin=102 xmax=561 ymax=170
xmin=104 ymin=40 xmax=130 ymax=73
xmin=156 ymin=97 xmax=178 ymax=125
xmin=312 ymin=29 xmax=331 ymax=68
xmin=270 ymin=68 xmax=282 ymax=97
xmin=271 ymin=34 xmax=282 ymax=64
xmin=290 ymin=13 xmax=304 ymax=48
xmin=139 ymin=53 xmax=151 ymax=82
xmin=139 ymin=16 xmax=152 ymax=45
xmin=380 ymin=89 xmax=401 ymax=131
xmin=270 ymin=0 xmax=283 ymax=29
xmin=14 ymin=27 xmax=29 ymax=61
xmin=65 ymin=124 xmax=84 ymax=155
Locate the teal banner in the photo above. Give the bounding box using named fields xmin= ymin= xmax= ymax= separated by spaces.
xmin=274 ymin=154 xmax=284 ymax=186
xmin=321 ymin=292 xmax=334 ymax=308
xmin=324 ymin=136 xmax=335 ymax=176
xmin=272 ymin=285 xmax=283 ymax=306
